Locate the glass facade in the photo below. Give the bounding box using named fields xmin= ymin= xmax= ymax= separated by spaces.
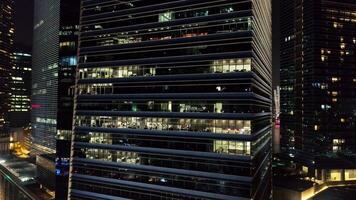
xmin=57 ymin=1 xmax=81 ymax=199
xmin=9 ymin=52 xmax=31 ymax=128
xmin=32 ymin=0 xmax=80 ymax=199
xmin=69 ymin=0 xmax=272 ymax=199
xmin=0 ymin=0 xmax=14 ymax=153
xmin=32 ymin=0 xmax=61 ymax=154
xmin=280 ymin=0 xmax=356 ymax=175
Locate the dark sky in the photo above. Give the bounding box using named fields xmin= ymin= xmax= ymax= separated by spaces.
xmin=14 ymin=0 xmax=34 ymax=50
xmin=14 ymin=0 xmax=280 ymax=86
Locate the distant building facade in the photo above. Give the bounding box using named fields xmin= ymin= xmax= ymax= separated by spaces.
xmin=9 ymin=51 xmax=31 ymax=128
xmin=32 ymin=0 xmax=80 ymax=199
xmin=280 ymin=0 xmax=356 ymax=182
xmin=0 ymin=0 xmax=14 ymax=153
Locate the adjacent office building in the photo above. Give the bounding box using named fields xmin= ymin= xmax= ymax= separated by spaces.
xmin=69 ymin=0 xmax=272 ymax=199
xmin=9 ymin=50 xmax=32 ymax=128
xmin=32 ymin=0 xmax=61 ymax=154
xmin=280 ymin=0 xmax=356 ymax=182
xmin=32 ymin=0 xmax=80 ymax=198
xmin=0 ymin=0 xmax=14 ymax=153
xmin=8 ymin=50 xmax=32 ymax=157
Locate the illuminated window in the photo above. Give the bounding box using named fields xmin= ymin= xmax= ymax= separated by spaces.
xmin=333 ymin=146 xmax=341 ymax=153
xmin=314 ymin=125 xmax=319 ymax=131
xmin=345 ymin=170 xmax=356 ymax=181
xmin=59 ymin=41 xmax=75 ymax=48
xmin=321 ymin=55 xmax=327 ymax=61
xmin=329 ymin=170 xmax=342 ymax=181
xmin=332 ymin=91 xmax=338 ymax=96
xmin=331 ymin=77 xmax=339 ymax=82
xmin=60 ymin=56 xmax=77 ymax=66
xmin=212 ymin=58 xmax=251 ymax=73
xmin=340 ymin=118 xmax=345 ymax=123
xmin=340 ymin=43 xmax=345 ymax=49
xmin=333 ymin=139 xmax=345 ymax=145
xmin=221 ymin=7 xmax=234 ymax=13
xmin=159 ymin=11 xmax=174 ymax=22
xmin=321 ymin=104 xmax=331 ymax=110
xmin=213 ymin=140 xmax=251 ymax=155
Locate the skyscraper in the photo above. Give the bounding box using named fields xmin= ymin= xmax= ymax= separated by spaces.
xmin=32 ymin=0 xmax=61 ymax=154
xmin=0 ymin=0 xmax=14 ymax=153
xmin=9 ymin=51 xmax=32 ymax=128
xmin=32 ymin=0 xmax=79 ymax=153
xmin=280 ymin=0 xmax=356 ymax=183
xmin=32 ymin=0 xmax=80 ymax=198
xmin=69 ymin=0 xmax=272 ymax=199
xmin=8 ymin=50 xmax=32 ymax=158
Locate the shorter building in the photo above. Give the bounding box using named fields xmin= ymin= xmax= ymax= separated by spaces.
xmin=9 ymin=126 xmax=31 ymax=158
xmin=36 ymin=154 xmax=56 ymax=195
xmin=0 ymin=155 xmax=38 ymax=200
xmin=274 ymin=176 xmax=315 ymax=200
xmin=280 ymin=0 xmax=356 ymax=176
xmin=0 ymin=0 xmax=15 ymax=154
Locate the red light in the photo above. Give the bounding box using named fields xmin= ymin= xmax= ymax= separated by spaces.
xmin=31 ymin=104 xmax=41 ymax=109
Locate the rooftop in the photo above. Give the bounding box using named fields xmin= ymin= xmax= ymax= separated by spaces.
xmin=274 ymin=176 xmax=314 ymax=192
xmin=309 ymin=186 xmax=356 ymax=200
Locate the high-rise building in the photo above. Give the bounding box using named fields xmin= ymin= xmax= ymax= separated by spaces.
xmin=8 ymin=50 xmax=32 ymax=158
xmin=9 ymin=51 xmax=32 ymax=128
xmin=32 ymin=0 xmax=80 ymax=198
xmin=69 ymin=1 xmax=272 ymax=199
xmin=56 ymin=2 xmax=80 ymax=198
xmin=0 ymin=0 xmax=14 ymax=153
xmin=280 ymin=0 xmax=356 ymax=183
xmin=32 ymin=0 xmax=61 ymax=154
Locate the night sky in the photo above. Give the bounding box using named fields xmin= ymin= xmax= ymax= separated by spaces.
xmin=14 ymin=0 xmax=280 ymax=87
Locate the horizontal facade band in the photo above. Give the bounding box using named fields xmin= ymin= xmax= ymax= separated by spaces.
xmin=72 ymin=174 xmax=250 ymax=200
xmin=81 ymin=10 xmax=252 ymax=37
xmin=72 ymin=157 xmax=252 ymax=183
xmin=70 ymin=189 xmax=130 ymax=200
xmin=79 ymin=51 xmax=253 ymax=68
xmin=78 ymin=71 xmax=254 ymax=84
xmin=73 ymin=142 xmax=252 ymax=162
xmin=81 ymin=0 xmax=251 ymax=19
xmin=75 ymin=110 xmax=270 ymax=120
xmin=74 ymin=125 xmax=271 ymax=141
xmin=80 ymin=31 xmax=252 ymax=54
xmin=77 ymin=92 xmax=271 ymax=103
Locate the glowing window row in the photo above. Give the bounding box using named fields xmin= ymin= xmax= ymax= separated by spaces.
xmin=76 ymin=116 xmax=251 ymax=135
xmin=79 ymin=58 xmax=251 ymax=79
